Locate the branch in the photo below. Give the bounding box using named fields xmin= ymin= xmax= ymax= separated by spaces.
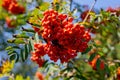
xmin=83 ymin=0 xmax=97 ymax=23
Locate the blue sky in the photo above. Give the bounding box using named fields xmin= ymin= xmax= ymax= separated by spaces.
xmin=44 ymin=0 xmax=120 ymax=9
xmin=74 ymin=0 xmax=120 ymax=9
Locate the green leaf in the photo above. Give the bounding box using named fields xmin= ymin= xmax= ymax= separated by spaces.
xmin=20 ymin=44 xmax=29 ymax=62
xmin=20 ymin=49 xmax=25 ymax=62
xmin=9 ymin=52 xmax=19 ymax=62
xmin=42 ymin=60 xmax=49 ymax=67
xmin=29 ymin=39 xmax=34 ymax=51
xmin=30 ymin=23 xmax=41 ymax=27
xmin=7 ymin=39 xmax=25 ymax=44
xmin=13 ymin=34 xmax=29 ymax=38
xmin=104 ymin=64 xmax=110 ymax=74
xmin=15 ymin=53 xmax=19 ymax=62
xmin=61 ymin=68 xmax=69 ymax=73
xmin=31 ymin=8 xmax=42 ymax=16
xmin=81 ymin=46 xmax=92 ymax=54
xmin=14 ymin=39 xmax=25 ymax=44
xmin=74 ymin=66 xmax=81 ymax=74
xmin=55 ymin=3 xmax=60 ymax=11
xmin=98 ymin=52 xmax=104 ymax=56
xmin=8 ymin=50 xmax=16 ymax=55
xmin=13 ymin=46 xmax=20 ymax=49
xmin=22 ymin=27 xmax=35 ymax=33
xmin=6 ymin=46 xmax=13 ymax=50
xmin=6 ymin=46 xmax=20 ymax=50
xmin=75 ymin=74 xmax=87 ymax=80
xmin=88 ymin=53 xmax=96 ymax=62
xmin=24 ymin=44 xmax=29 ymax=60
xmin=9 ymin=54 xmax=16 ymax=61
xmin=28 ymin=39 xmax=34 ymax=52
xmin=96 ymin=58 xmax=101 ymax=70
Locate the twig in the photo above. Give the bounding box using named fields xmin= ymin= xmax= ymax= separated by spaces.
xmin=83 ymin=0 xmax=97 ymax=23
xmin=70 ymin=0 xmax=73 ymax=11
xmin=112 ymin=60 xmax=120 ymax=63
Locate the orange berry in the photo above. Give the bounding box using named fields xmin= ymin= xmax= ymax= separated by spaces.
xmin=35 ymin=72 xmax=44 ymax=80
xmin=117 ymin=67 xmax=120 ymax=80
xmin=6 ymin=17 xmax=16 ymax=28
xmin=89 ymin=55 xmax=105 ymax=70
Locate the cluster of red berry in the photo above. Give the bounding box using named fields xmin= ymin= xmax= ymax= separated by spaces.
xmin=106 ymin=7 xmax=120 ymax=16
xmin=2 ymin=0 xmax=25 ymax=14
xmin=31 ymin=9 xmax=91 ymax=67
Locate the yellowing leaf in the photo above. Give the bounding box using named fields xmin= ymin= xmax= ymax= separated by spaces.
xmin=79 ymin=22 xmax=90 ymax=26
xmin=93 ymin=25 xmax=99 ymax=29
xmin=15 ymin=75 xmax=23 ymax=80
xmin=26 ymin=76 xmax=30 ymax=80
xmin=53 ymin=0 xmax=60 ymax=4
xmin=89 ymin=12 xmax=95 ymax=16
xmin=39 ymin=2 xmax=50 ymax=11
xmin=2 ymin=60 xmax=15 ymax=74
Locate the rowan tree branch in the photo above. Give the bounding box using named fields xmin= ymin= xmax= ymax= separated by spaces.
xmin=83 ymin=0 xmax=97 ymax=23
